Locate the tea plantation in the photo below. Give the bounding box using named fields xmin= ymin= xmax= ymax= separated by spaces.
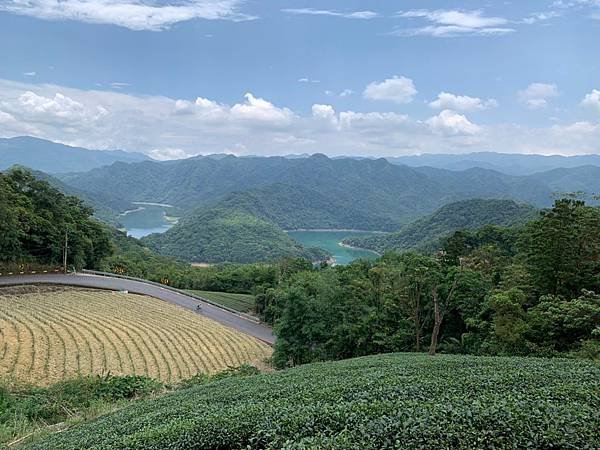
xmin=22 ymin=353 xmax=599 ymax=449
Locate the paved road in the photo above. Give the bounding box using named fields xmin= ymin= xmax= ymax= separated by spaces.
xmin=0 ymin=273 xmax=275 ymax=345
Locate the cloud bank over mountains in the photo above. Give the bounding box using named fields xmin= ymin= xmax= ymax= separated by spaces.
xmin=1 ymin=78 xmax=598 ymax=159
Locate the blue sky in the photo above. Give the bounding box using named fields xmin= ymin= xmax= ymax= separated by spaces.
xmin=0 ymin=0 xmax=599 ymax=158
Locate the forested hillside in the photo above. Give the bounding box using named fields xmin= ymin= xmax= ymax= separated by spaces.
xmin=56 ymin=153 xmax=598 ymax=230
xmin=269 ymin=200 xmax=600 ymax=366
xmin=142 ymin=205 xmax=328 ymax=263
xmin=344 ymin=199 xmax=538 ymax=253
xmin=31 ymin=169 xmax=132 ymax=224
xmin=0 ymin=168 xmax=112 ymax=269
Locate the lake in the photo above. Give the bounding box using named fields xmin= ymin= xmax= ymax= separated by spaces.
xmin=287 ymin=230 xmax=381 ymax=265
xmin=119 ymin=203 xmax=178 ymax=239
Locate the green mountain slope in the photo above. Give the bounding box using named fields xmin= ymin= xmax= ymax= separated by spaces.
xmin=30 ymin=168 xmax=132 ymax=224
xmin=344 ymin=199 xmax=538 ymax=253
xmin=142 ymin=205 xmax=328 ymax=263
xmin=58 ymin=154 xmax=572 ymax=230
xmin=0 ymin=136 xmax=149 ymax=173
xmin=22 ymin=353 xmax=599 ymax=450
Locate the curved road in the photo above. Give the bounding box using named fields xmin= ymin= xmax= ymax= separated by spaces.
xmin=0 ymin=273 xmax=275 ymax=345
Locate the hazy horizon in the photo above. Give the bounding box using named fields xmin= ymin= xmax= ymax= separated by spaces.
xmin=1 ymin=1 xmax=599 ymax=159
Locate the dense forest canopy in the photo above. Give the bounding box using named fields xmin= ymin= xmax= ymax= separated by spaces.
xmin=267 ymin=200 xmax=600 ymax=367
xmin=0 ymin=168 xmax=112 ymax=269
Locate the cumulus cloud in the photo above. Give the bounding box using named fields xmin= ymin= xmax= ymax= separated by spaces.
xmin=426 ymin=110 xmax=481 ymax=135
xmin=230 ymin=93 xmax=294 ymax=126
xmin=394 ymin=9 xmax=514 ymax=37
xmin=0 ymin=0 xmax=253 ymax=31
xmin=363 ymin=76 xmax=417 ymax=104
xmin=519 ymin=83 xmax=559 ymax=109
xmin=429 ymin=92 xmax=498 ymax=111
xmin=282 ymin=8 xmax=377 ymax=20
xmin=581 ymin=89 xmax=600 ymax=113
xmin=312 ymin=104 xmax=337 ymax=125
xmin=0 ymin=78 xmax=598 ymax=158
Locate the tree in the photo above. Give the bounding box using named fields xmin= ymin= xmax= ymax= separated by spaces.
xmin=518 ymin=199 xmax=600 ymax=298
xmin=428 ymin=265 xmax=462 ymax=356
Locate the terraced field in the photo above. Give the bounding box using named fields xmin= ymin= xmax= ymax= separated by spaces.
xmin=0 ymin=286 xmax=271 ymax=385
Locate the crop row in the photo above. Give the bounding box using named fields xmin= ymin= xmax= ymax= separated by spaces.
xmin=0 ymin=288 xmax=271 ymax=385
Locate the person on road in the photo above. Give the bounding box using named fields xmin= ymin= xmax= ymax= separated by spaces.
xmin=196 ymin=304 xmax=202 ymax=312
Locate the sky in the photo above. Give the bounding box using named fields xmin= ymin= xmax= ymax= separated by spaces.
xmin=0 ymin=0 xmax=599 ymax=159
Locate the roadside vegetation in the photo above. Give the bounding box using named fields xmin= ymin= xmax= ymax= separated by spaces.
xmin=185 ymin=290 xmax=255 ymax=314
xmin=20 ymin=353 xmax=600 ymax=449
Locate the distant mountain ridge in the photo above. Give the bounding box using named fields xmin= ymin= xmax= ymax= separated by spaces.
xmin=57 ymin=153 xmax=600 ymax=231
xmin=386 ymin=152 xmax=600 ymax=176
xmin=0 ymin=136 xmax=150 ymax=173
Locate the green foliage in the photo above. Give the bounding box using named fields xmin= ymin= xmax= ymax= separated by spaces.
xmin=344 ymin=199 xmax=536 ymax=254
xmin=21 ymin=353 xmax=600 ymax=450
xmin=0 ymin=167 xmax=112 ymax=269
xmin=270 ymin=201 xmax=600 ymax=366
xmin=518 ymin=199 xmax=600 ymax=298
xmin=0 ymin=374 xmax=163 ymax=447
xmin=142 ymin=205 xmax=329 ymax=264
xmin=60 ymin=153 xmax=588 ymax=231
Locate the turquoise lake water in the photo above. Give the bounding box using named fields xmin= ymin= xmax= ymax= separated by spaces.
xmin=120 ymin=206 xmax=381 ymax=265
xmin=287 ymin=230 xmax=381 ymax=265
xmin=119 ymin=204 xmax=176 ymax=239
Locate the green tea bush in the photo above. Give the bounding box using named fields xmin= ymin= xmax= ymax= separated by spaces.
xmin=23 ymin=353 xmax=600 ymax=450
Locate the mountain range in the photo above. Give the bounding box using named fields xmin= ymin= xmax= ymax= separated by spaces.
xmin=4 ymin=137 xmax=600 ymax=264
xmin=0 ymin=136 xmax=150 ymax=173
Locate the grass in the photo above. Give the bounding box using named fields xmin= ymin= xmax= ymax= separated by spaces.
xmin=185 ymin=289 xmax=255 ymax=314
xmin=0 ymin=286 xmax=271 ymax=386
xmin=20 ymin=353 xmax=600 ymax=449
xmin=0 ymin=366 xmax=260 ymax=448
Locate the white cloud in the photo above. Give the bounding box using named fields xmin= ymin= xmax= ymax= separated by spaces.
xmin=0 ymin=110 xmax=15 ymax=123
xmin=426 ymin=110 xmax=481 ymax=135
xmin=282 ymin=8 xmax=377 ymax=20
xmin=581 ymin=89 xmax=600 ymax=113
xmin=110 ymin=82 xmax=130 ymax=89
xmin=24 ymin=72 xmax=37 ymax=77
xmin=363 ymin=75 xmax=417 ymax=104
xmin=429 ymin=92 xmax=498 ymax=111
xmin=519 ymin=83 xmax=559 ymax=109
xmin=521 ymin=10 xmax=562 ymax=24
xmin=0 ymin=0 xmax=254 ymax=31
xmin=395 ymin=9 xmax=514 ymax=37
xmin=0 ymin=78 xmax=598 ymax=158
xmin=10 ymin=91 xmax=108 ymax=125
xmin=148 ymin=147 xmax=188 ymax=161
xmin=298 ymin=78 xmax=320 ymax=83
xmin=230 ymin=93 xmax=294 ymax=126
